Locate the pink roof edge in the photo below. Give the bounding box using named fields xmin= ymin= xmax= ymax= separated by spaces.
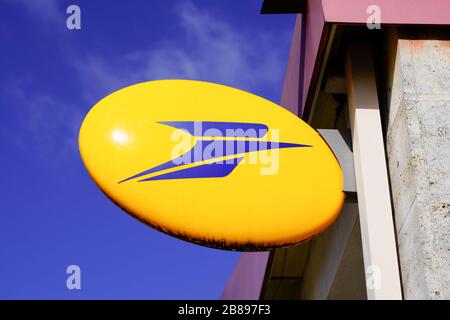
xmin=322 ymin=0 xmax=450 ymax=25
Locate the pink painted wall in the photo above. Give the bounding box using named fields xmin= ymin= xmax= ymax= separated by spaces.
xmin=220 ymin=252 xmax=270 ymax=300
xmin=322 ymin=0 xmax=450 ymax=25
xmin=302 ymin=0 xmax=326 ymax=115
xmin=280 ymin=15 xmax=303 ymax=115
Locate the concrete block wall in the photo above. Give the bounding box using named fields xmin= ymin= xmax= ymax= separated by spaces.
xmin=386 ymin=40 xmax=450 ymax=299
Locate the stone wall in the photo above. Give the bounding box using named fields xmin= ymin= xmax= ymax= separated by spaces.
xmin=386 ymin=40 xmax=450 ymax=299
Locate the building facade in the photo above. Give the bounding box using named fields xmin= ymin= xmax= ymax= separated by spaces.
xmin=222 ymin=0 xmax=450 ymax=300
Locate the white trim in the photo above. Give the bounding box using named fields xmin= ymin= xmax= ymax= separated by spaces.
xmin=346 ymin=44 xmax=402 ymax=300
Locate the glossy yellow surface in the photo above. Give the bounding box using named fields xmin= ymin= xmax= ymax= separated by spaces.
xmin=79 ymin=80 xmax=344 ymax=250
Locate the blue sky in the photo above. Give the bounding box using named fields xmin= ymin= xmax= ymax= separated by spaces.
xmin=0 ymin=0 xmax=294 ymax=299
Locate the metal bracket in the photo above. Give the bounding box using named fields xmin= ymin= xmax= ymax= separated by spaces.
xmin=318 ymin=129 xmax=356 ymax=194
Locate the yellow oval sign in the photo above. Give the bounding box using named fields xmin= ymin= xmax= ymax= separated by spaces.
xmin=79 ymin=80 xmax=344 ymax=250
